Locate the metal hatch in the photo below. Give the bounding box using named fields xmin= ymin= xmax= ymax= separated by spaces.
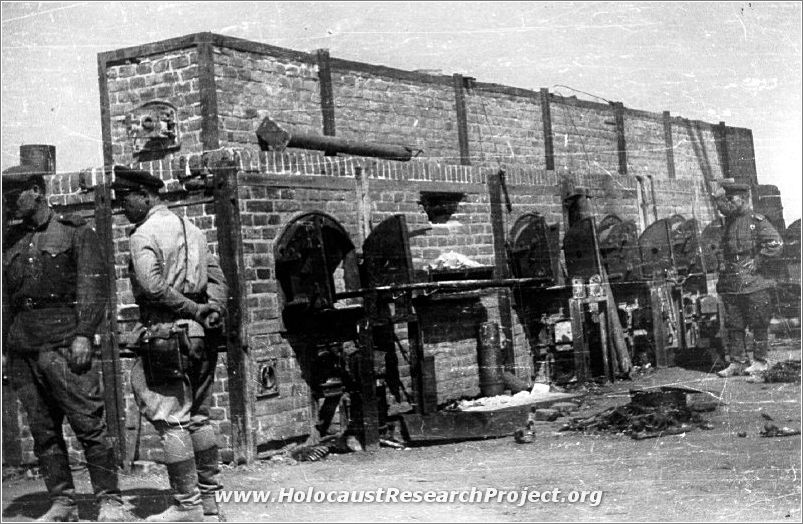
xmin=563 ymin=216 xmax=603 ymax=279
xmin=506 ymin=212 xmax=560 ymax=284
xmin=597 ymin=215 xmax=641 ymax=282
xmin=361 ymin=214 xmax=414 ymax=288
xmin=276 ymin=212 xmax=356 ymax=312
xmin=638 ymin=215 xmax=685 ymax=278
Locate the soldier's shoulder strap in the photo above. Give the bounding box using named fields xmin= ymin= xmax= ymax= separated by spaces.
xmin=56 ymin=213 xmax=87 ymax=227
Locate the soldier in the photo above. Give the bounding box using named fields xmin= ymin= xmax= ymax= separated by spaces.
xmin=111 ymin=167 xmax=228 ymax=522
xmin=1 ymin=168 xmax=133 ymax=522
xmin=712 ymin=181 xmax=784 ymax=378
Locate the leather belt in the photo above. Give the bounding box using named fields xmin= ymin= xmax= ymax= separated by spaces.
xmin=15 ymin=294 xmax=77 ymax=311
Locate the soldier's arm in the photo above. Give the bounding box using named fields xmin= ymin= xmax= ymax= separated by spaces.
xmin=757 ymin=219 xmax=784 ymax=259
xmin=75 ymin=225 xmax=107 ymax=338
xmin=129 ymin=232 xmax=201 ymax=319
xmin=206 ymin=251 xmax=229 ymax=315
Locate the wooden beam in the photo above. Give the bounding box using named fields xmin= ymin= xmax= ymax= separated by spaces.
xmin=94 ymin=178 xmax=128 ymax=470
xmin=211 ymin=154 xmax=255 ymax=464
xmin=717 ymin=121 xmax=731 ymax=179
xmin=540 ymin=88 xmax=555 ymax=171
xmin=452 ymin=74 xmax=471 ymax=166
xmin=197 ymin=35 xmax=221 ymax=150
xmin=612 ymin=102 xmax=628 ymax=175
xmin=662 ymin=111 xmax=676 ymax=180
xmin=487 ymin=171 xmax=514 ymax=372
xmin=97 ymin=56 xmax=113 ymax=168
xmin=316 ymin=49 xmax=336 ymax=137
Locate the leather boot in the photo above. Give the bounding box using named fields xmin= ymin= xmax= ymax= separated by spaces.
xmin=145 ymin=459 xmax=203 ymax=522
xmin=201 ymin=495 xmax=226 ymax=522
xmin=85 ymin=447 xmax=121 ymax=500
xmin=752 ymin=339 xmax=770 ymax=364
xmin=195 ymin=445 xmax=225 ymax=521
xmin=36 ymin=452 xmax=78 ymax=522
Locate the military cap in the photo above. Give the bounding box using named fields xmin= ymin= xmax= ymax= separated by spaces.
xmin=110 ymin=166 xmax=164 ymax=193
xmin=721 ymin=181 xmax=750 ymax=195
xmin=2 ymin=165 xmax=46 ymax=195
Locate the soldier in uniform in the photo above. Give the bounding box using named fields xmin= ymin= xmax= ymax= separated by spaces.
xmin=1 ymin=168 xmax=133 ymax=522
xmin=111 ymin=167 xmax=228 ymax=522
xmin=712 ymin=181 xmax=784 ymax=378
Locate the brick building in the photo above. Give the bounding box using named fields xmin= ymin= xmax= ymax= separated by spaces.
xmin=2 ymin=32 xmax=772 ymax=466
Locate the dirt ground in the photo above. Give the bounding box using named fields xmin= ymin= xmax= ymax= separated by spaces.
xmin=2 ymin=341 xmax=801 ymax=522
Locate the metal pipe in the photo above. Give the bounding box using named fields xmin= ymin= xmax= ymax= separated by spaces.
xmin=256 ymin=116 xmax=417 ymax=161
xmin=334 ymin=277 xmax=560 ymax=300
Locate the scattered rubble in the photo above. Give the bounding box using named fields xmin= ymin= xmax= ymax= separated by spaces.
xmin=559 ymin=387 xmax=714 ymax=440
xmin=759 ymin=423 xmax=801 ymax=438
xmin=762 ymin=360 xmax=801 ymax=383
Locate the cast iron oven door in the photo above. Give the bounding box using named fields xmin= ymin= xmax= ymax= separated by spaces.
xmin=276 ymin=212 xmax=357 ymax=324
xmin=506 ymin=212 xmax=560 ymax=284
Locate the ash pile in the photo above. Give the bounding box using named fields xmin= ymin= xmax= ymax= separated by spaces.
xmin=560 ymin=386 xmax=718 ymax=440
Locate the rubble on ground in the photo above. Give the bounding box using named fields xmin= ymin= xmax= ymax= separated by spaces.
xmin=763 ymin=360 xmax=801 ymax=383
xmin=559 ymin=386 xmax=716 ymax=440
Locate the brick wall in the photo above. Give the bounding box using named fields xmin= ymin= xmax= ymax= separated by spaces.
xmin=105 ymin=48 xmax=203 ymax=165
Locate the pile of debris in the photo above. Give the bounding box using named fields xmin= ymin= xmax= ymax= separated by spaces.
xmin=763 ymin=359 xmax=801 ymax=383
xmin=560 ymin=387 xmax=716 ymax=440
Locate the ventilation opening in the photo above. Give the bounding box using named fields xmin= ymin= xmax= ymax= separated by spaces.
xmin=419 ymin=191 xmax=465 ymax=224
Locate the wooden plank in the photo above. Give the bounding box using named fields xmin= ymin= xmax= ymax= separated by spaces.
xmin=211 ymin=155 xmax=255 ymax=464
xmin=358 ymin=291 xmax=381 ymax=450
xmin=487 ymin=170 xmax=514 ymax=372
xmin=399 ymin=394 xmax=578 ymax=441
xmin=197 ymin=35 xmax=221 ymax=150
xmin=540 ymin=88 xmax=555 ymax=171
xmin=663 ymin=111 xmax=676 ymax=180
xmin=612 ymin=102 xmax=628 ymax=175
xmin=97 ymin=56 xmax=113 ymax=168
xmin=650 ymin=283 xmax=670 ymax=368
xmin=452 ymin=74 xmax=471 ymax=166
xmin=94 ymin=179 xmax=128 ymax=470
xmin=316 ymin=49 xmax=336 ymax=137
xmin=717 ymin=121 xmax=731 ymax=179
xmin=569 ymin=298 xmax=588 ymax=382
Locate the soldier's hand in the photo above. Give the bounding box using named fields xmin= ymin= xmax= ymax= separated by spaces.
xmin=203 ymin=310 xmax=222 ymax=330
xmin=69 ymin=336 xmax=93 ymax=374
xmin=711 ymin=186 xmax=726 ymax=199
xmin=195 ymin=303 xmax=223 ymax=329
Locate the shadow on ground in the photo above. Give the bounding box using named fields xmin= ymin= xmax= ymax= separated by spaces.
xmin=1 ymin=488 xmax=172 ymax=521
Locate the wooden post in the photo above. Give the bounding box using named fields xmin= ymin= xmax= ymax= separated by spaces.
xmin=612 ymin=102 xmax=628 ymax=175
xmin=453 ymin=73 xmax=471 ymax=166
xmin=211 ymin=153 xmax=255 ymax=464
xmin=662 ymin=111 xmax=676 ymax=180
xmin=316 ymin=49 xmax=336 ymax=137
xmin=569 ymin=298 xmax=588 ymax=382
xmin=196 ymin=33 xmax=221 ymax=150
xmin=540 ymin=88 xmax=555 ymax=171
xmin=94 ymin=177 xmax=128 ymax=470
xmin=358 ymin=291 xmax=381 ymax=450
xmin=487 ymin=170 xmax=514 ymax=373
xmin=354 ymin=166 xmax=372 ymax=244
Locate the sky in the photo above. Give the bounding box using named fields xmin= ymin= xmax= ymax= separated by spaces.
xmin=2 ymin=1 xmax=801 ymax=222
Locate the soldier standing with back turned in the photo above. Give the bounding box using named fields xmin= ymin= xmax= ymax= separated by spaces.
xmin=111 ymin=167 xmax=228 ymax=522
xmin=2 ymin=168 xmax=134 ymax=522
xmin=712 ymin=181 xmax=783 ymax=378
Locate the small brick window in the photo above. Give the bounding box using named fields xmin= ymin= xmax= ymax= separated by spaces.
xmin=419 ymin=191 xmax=465 ymax=224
